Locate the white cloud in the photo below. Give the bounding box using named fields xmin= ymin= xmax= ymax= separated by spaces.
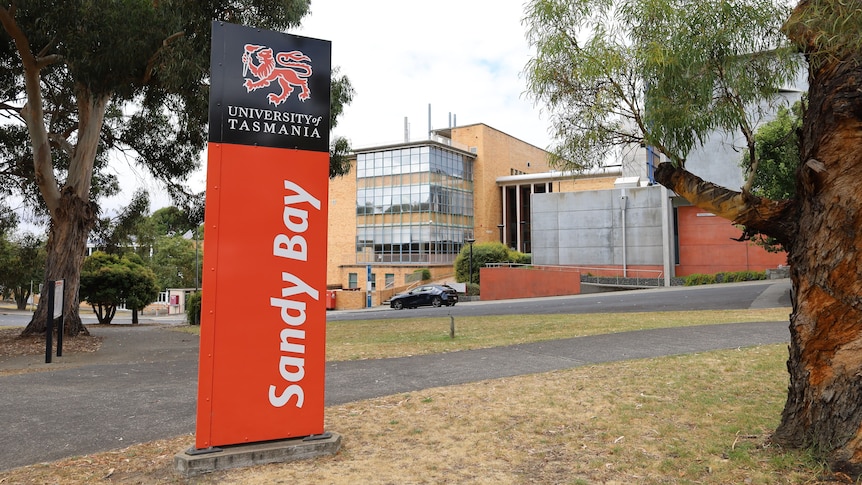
xmin=296 ymin=0 xmax=552 ymax=148
xmin=99 ymin=1 xmax=553 ymax=218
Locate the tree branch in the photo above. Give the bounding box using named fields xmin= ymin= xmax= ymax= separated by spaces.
xmin=715 ymin=63 xmax=758 ymax=192
xmin=48 ymin=132 xmax=74 ymax=158
xmin=654 ymin=162 xmax=796 ymax=247
xmin=141 ymin=31 xmax=185 ymax=84
xmin=0 ymin=6 xmax=61 ymax=216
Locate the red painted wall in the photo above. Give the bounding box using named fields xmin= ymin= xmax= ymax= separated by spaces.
xmin=676 ymin=206 xmax=787 ymax=276
xmin=480 ymin=267 xmax=581 ymax=300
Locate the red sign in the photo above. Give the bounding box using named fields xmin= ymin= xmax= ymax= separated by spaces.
xmin=196 ymin=22 xmax=330 ymax=449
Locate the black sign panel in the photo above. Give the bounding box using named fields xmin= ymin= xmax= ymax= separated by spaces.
xmin=209 ymin=21 xmax=331 ymax=152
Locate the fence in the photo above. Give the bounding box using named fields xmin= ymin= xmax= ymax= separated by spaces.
xmin=484 ymin=263 xmax=666 ymax=287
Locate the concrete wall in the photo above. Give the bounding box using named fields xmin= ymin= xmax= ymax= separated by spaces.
xmin=532 ymin=186 xmax=665 ymax=268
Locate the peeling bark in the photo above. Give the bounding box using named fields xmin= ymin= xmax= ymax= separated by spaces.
xmin=657 ymin=49 xmax=862 ymax=472
xmin=656 ymin=4 xmax=862 ymax=473
xmin=771 ymin=49 xmax=862 ymax=475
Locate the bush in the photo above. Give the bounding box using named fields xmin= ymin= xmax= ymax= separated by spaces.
xmin=186 ymin=291 xmax=202 ymax=325
xmin=80 ymin=251 xmax=159 ymax=324
xmin=684 ymin=271 xmax=767 ymax=286
xmin=465 ymin=282 xmax=480 ymax=296
xmin=684 ymin=273 xmax=716 ymax=286
xmin=454 ymin=241 xmax=530 ymax=285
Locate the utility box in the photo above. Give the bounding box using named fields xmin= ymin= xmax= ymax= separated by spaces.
xmin=325 ymin=290 xmax=337 ymax=310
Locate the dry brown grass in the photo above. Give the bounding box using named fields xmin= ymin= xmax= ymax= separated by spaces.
xmin=0 ymin=344 xmax=843 ymax=484
xmin=2 ymin=306 xmax=843 ymax=484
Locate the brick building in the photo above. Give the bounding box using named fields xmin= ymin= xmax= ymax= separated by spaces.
xmin=327 ymin=121 xmax=788 ymax=307
xmin=326 ymin=123 xmax=553 ymax=302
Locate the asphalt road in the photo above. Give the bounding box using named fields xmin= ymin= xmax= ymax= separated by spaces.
xmin=0 ymin=280 xmax=792 ymax=471
xmin=327 ymin=279 xmax=792 ymax=321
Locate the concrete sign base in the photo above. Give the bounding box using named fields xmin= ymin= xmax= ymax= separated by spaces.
xmin=174 ymin=432 xmax=342 ymax=477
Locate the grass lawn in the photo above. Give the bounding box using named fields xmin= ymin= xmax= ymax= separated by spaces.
xmin=2 ymin=306 xmax=838 ymax=484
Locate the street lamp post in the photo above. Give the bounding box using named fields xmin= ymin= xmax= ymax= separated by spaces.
xmin=520 ymin=220 xmax=527 ymax=253
xmin=465 ymin=238 xmax=476 ymax=285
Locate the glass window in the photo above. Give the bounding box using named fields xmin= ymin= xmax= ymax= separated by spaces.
xmin=348 ymin=273 xmax=358 ymax=289
xmin=354 ymin=144 xmax=474 ymax=264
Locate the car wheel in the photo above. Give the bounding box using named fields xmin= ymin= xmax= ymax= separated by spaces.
xmin=431 ymin=296 xmax=443 ymax=307
xmin=393 ymin=300 xmax=404 ymax=310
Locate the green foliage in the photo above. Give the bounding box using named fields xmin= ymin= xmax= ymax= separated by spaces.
xmin=151 ymin=235 xmax=200 ymax=290
xmin=742 ymin=101 xmax=803 ymax=201
xmin=524 ymin=0 xmax=801 ymax=169
xmin=684 ymin=273 xmax=717 ymax=286
xmin=415 ymin=268 xmax=432 ymax=281
xmin=0 ymin=2 xmax=352 ymax=215
xmin=684 ymin=271 xmax=767 ymax=286
xmin=329 ymin=67 xmax=355 ymax=178
xmin=0 ymin=233 xmax=46 ymax=309
xmin=782 ymin=0 xmax=862 ymax=69
xmin=0 ymin=204 xmax=17 ymax=236
xmin=740 ymin=100 xmax=802 ymax=253
xmin=80 ymin=251 xmax=159 ymax=324
xmin=150 ymin=206 xmax=198 ymax=237
xmin=186 ymin=291 xmax=202 ymax=325
xmin=454 ymin=242 xmax=529 ymax=285
xmin=329 ymin=136 xmax=353 ymax=179
xmin=91 ymin=189 xmax=152 ymax=255
xmin=465 ymin=282 xmax=480 ymax=297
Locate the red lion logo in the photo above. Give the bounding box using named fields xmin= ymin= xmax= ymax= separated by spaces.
xmin=241 ymin=44 xmax=312 ymax=106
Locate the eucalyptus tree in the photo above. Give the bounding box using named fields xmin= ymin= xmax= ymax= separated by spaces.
xmin=0 ymin=1 xmax=350 ymax=337
xmin=525 ymin=0 xmax=862 ymax=475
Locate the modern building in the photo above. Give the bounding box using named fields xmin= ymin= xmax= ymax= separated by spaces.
xmin=326 ymin=124 xmax=554 ymax=303
xmin=524 ymin=70 xmax=804 ymax=281
xmin=328 ymin=105 xmax=795 ymax=306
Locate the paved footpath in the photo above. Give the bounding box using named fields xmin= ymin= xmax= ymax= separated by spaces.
xmin=0 ymin=311 xmax=789 ymax=471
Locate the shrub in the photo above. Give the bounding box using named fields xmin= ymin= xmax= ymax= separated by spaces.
xmin=187 ymin=291 xmax=202 ymax=325
xmin=685 ymin=271 xmax=767 ymax=286
xmin=684 ymin=273 xmax=716 ymax=286
xmin=465 ymin=282 xmax=480 ymax=296
xmin=454 ymin=241 xmax=530 ymax=285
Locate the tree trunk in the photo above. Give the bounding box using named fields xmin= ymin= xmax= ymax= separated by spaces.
xmin=14 ymin=289 xmax=29 ymax=310
xmin=655 ymin=46 xmax=862 ymax=473
xmin=21 ymin=188 xmax=97 ymax=337
xmin=771 ymin=49 xmax=862 ymax=474
xmin=653 ymin=163 xmax=796 ymax=246
xmin=92 ymin=303 xmax=117 ymax=325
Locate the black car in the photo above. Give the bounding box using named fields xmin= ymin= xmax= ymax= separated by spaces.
xmin=389 ymin=284 xmax=459 ymax=309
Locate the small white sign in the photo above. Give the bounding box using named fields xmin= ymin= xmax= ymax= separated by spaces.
xmin=52 ymin=279 xmax=64 ymax=320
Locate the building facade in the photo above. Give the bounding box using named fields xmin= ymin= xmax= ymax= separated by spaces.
xmin=328 ymin=105 xmax=795 ymax=306
xmin=326 ymin=124 xmax=553 ymax=299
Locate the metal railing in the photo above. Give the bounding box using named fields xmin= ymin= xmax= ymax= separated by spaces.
xmin=483 ymin=263 xmax=666 ymax=287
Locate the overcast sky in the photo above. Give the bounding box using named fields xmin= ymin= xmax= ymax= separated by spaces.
xmin=94 ymin=0 xmax=555 ymax=221
xmin=297 ymin=0 xmax=551 ymax=149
